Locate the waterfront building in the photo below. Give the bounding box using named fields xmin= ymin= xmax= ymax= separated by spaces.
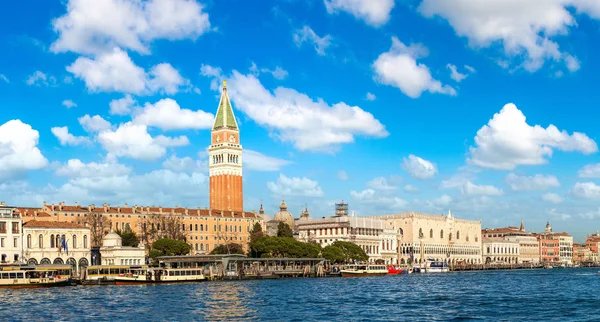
xmin=482 ymin=239 xmax=520 ymax=264
xmin=295 ymin=203 xmax=389 ymax=263
xmin=375 ymin=210 xmax=482 ymax=265
xmin=0 ymin=203 xmax=24 ymax=264
xmin=22 ymin=220 xmax=91 ymax=273
xmin=481 ymin=222 xmax=540 ymax=264
xmin=573 ymin=243 xmax=598 ymax=264
xmin=584 ymin=232 xmax=600 ymax=257
xmin=208 ymin=80 xmax=243 ymax=212
xmin=537 ymin=222 xmax=573 ymax=264
xmin=100 ymin=231 xmax=146 ymax=265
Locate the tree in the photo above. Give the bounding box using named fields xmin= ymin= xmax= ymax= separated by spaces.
xmin=250 ymin=236 xmax=321 ymax=258
xmin=322 ymin=245 xmax=346 ymax=263
xmin=330 ymin=241 xmax=368 ymax=263
xmin=277 ymin=222 xmax=293 ymax=238
xmin=210 ymin=243 xmax=244 ymax=255
xmin=76 ymin=214 xmax=111 ymax=247
xmin=116 ymin=225 xmax=140 ymax=247
xmin=250 ymin=222 xmax=264 ymax=243
xmin=139 ymin=213 xmax=187 ymax=245
xmin=151 ymin=238 xmax=191 ymax=257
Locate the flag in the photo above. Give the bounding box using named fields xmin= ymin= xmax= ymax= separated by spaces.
xmin=62 ymin=237 xmax=68 ymax=255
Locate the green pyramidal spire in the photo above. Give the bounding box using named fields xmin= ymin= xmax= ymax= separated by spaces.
xmin=212 ymin=80 xmax=238 ymax=130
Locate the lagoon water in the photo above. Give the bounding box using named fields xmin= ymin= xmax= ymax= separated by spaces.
xmin=2 ymin=268 xmax=599 ymax=321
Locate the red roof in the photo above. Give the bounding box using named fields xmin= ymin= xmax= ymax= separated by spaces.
xmin=23 ymin=220 xmax=88 ymax=229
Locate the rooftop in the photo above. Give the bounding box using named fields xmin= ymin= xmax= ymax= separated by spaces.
xmin=23 ymin=220 xmax=88 ymax=229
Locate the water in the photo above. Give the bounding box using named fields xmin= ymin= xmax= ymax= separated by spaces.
xmin=2 ymin=268 xmax=599 ymax=321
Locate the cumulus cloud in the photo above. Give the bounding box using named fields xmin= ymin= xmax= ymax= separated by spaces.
xmin=97 ymin=122 xmax=188 ymax=161
xmin=505 ymin=173 xmax=560 ymax=191
xmin=0 ymin=120 xmax=48 ymax=177
xmin=541 ymin=192 xmax=564 ymax=204
xmin=51 ymin=0 xmax=211 ymax=55
xmin=67 ymin=48 xmax=192 ymax=95
xmin=469 ymin=103 xmax=597 ymax=170
xmin=428 ymin=194 xmax=453 ymax=209
xmin=55 ymin=158 xmax=131 ymax=178
xmin=132 ymin=98 xmax=213 ymax=131
xmin=78 ymin=114 xmax=112 ymax=133
xmin=350 ymin=189 xmax=408 ymax=210
xmin=578 ymin=163 xmax=600 ymax=178
xmin=401 ymin=154 xmax=437 ymax=179
xmin=571 ymin=182 xmax=600 ymax=200
xmin=403 ymin=184 xmax=419 ymax=193
xmin=418 ymin=0 xmax=599 ymax=72
xmin=366 ymin=176 xmax=398 ymax=191
xmin=324 ymin=0 xmax=395 ymax=27
xmin=446 ymin=64 xmax=473 ymax=82
xmin=161 ymin=154 xmax=206 ymax=173
xmin=109 ymin=95 xmax=137 ymax=115
xmin=202 ymin=67 xmax=388 ymax=152
xmin=293 ymin=25 xmax=332 ymax=56
xmin=243 ymin=150 xmax=291 ymax=171
xmin=62 ymin=99 xmax=77 ymax=108
xmin=249 ymin=62 xmax=289 ymax=80
xmin=373 ymin=37 xmax=456 ymax=98
xmin=267 ymin=174 xmax=324 ymax=197
xmin=461 ymin=181 xmax=504 ymax=196
xmin=51 ymin=126 xmax=91 ymax=146
xmin=365 ymin=92 xmax=376 ymax=101
xmin=26 ymin=71 xmax=57 ymax=87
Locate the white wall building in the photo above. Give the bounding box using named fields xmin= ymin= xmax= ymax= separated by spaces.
xmin=0 ymin=204 xmax=23 ymax=264
xmin=22 ymin=220 xmax=91 ymax=274
xmin=482 ymin=239 xmax=520 ymax=264
xmin=557 ymin=234 xmax=574 ymax=264
xmin=100 ymin=232 xmax=146 ymax=265
xmin=505 ymin=235 xmax=540 ymax=264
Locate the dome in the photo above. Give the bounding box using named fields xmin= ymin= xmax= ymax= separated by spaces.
xmin=299 ymin=206 xmax=311 ymax=220
xmin=273 ymin=199 xmax=294 ymax=229
xmin=103 ymin=232 xmax=122 ymax=247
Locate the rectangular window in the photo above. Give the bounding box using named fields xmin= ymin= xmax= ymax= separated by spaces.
xmin=0 ymin=222 xmax=5 ymax=233
xmin=11 ymin=222 xmax=19 ymax=234
xmin=0 ymin=238 xmax=4 ymax=247
xmin=13 ymin=238 xmax=17 ymax=248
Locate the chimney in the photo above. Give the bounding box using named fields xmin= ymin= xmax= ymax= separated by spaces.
xmin=51 ymin=203 xmax=55 ymax=211
xmin=117 ymin=207 xmax=121 ymax=213
xmin=74 ymin=201 xmax=79 ymax=207
xmin=0 ymin=201 xmax=4 ymax=206
xmin=43 ymin=201 xmax=46 ymax=207
xmin=124 ymin=203 xmax=128 ymax=207
xmin=159 ymin=207 xmax=162 ymax=213
xmin=185 ymin=208 xmax=188 ymax=215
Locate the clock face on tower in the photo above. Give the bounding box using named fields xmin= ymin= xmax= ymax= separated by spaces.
xmin=229 ymin=135 xmax=236 ymax=143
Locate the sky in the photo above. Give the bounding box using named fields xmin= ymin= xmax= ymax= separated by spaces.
xmin=1 ymin=0 xmax=600 ymax=241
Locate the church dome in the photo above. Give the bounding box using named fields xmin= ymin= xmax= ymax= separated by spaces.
xmin=273 ymin=199 xmax=294 ymax=229
xmin=299 ymin=206 xmax=311 ymax=220
xmin=103 ymin=232 xmax=122 ymax=247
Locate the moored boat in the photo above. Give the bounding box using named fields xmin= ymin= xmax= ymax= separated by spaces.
xmin=340 ymin=264 xmax=387 ymax=277
xmin=387 ymin=265 xmax=403 ymax=275
xmin=114 ymin=267 xmax=205 ymax=285
xmin=0 ymin=264 xmax=72 ymax=288
xmin=544 ymin=264 xmax=553 ymax=269
xmin=413 ymin=259 xmax=449 ymax=273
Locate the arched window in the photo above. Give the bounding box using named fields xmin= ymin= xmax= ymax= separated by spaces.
xmin=195 ymin=224 xmax=198 ymax=231
xmin=200 ymin=224 xmax=203 ymax=232
xmin=56 ymin=235 xmax=60 ymax=248
xmin=83 ymin=235 xmax=88 ymax=249
xmin=39 ymin=234 xmax=43 ymax=248
xmin=419 ymin=228 xmax=423 ymax=238
xmin=457 ymin=231 xmax=460 ymax=240
xmin=50 ymin=234 xmax=55 ymax=248
xmin=27 ymin=234 xmax=31 ymax=249
xmin=466 ymin=235 xmax=470 ymax=242
xmin=430 ymin=229 xmax=433 ymax=238
xmin=440 ymin=230 xmax=444 ymax=239
xmin=73 ymin=235 xmax=77 ymax=249
xmin=399 ymin=228 xmax=403 ymax=236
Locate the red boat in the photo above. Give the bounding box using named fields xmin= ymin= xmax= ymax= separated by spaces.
xmin=387 ymin=265 xmax=403 ymax=275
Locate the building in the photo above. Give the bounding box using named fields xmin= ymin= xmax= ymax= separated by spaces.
xmin=22 ymin=220 xmax=91 ymax=274
xmin=482 ymin=222 xmax=540 ymax=264
xmin=585 ymin=232 xmax=600 ymax=260
xmin=208 ymin=80 xmax=243 ymax=212
xmin=482 ymin=239 xmax=520 ymax=264
xmin=0 ymin=203 xmax=23 ymax=264
xmin=100 ymin=232 xmax=146 ymax=265
xmin=295 ymin=203 xmax=388 ymax=263
xmin=376 ymin=210 xmax=482 ymax=265
xmin=573 ymin=243 xmax=598 ymax=264
xmin=537 ymin=222 xmax=573 ymax=264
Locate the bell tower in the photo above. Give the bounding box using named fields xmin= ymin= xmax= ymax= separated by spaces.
xmin=208 ymin=81 xmax=243 ymax=212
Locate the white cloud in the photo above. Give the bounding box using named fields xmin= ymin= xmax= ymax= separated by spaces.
xmin=571 ymin=182 xmax=600 ymax=200
xmin=55 ymin=158 xmax=131 ymax=178
xmin=51 ymin=126 xmax=91 ymax=146
xmin=243 ymin=150 xmax=291 ymax=171
xmin=578 ymin=163 xmax=600 ymax=178
xmin=365 ymin=92 xmax=376 ymax=101
xmin=203 ymin=68 xmax=388 ymax=152
xmin=367 ymin=177 xmax=397 ymax=191
xmin=403 ymin=184 xmax=419 ymax=193
xmin=162 ymin=154 xmax=206 ymax=173
xmin=428 ymin=194 xmax=453 ymax=208
xmin=0 ymin=74 xmax=8 ymax=83
xmin=51 ymin=0 xmax=211 ymax=55
xmin=401 ymin=154 xmax=437 ymax=179
xmin=132 ymin=98 xmax=213 ymax=131
xmin=267 ymin=174 xmax=324 ymax=197
xmin=0 ymin=120 xmax=48 ymax=177
xmin=418 ymin=0 xmax=599 ymax=72
xmin=461 ymin=181 xmax=504 ymax=196
xmin=293 ymin=25 xmax=332 ymax=56
xmin=97 ymin=122 xmax=188 ymax=161
xmin=62 ymin=99 xmax=77 ymax=109
xmin=26 ymin=71 xmax=57 ymax=87
xmin=469 ymin=103 xmax=597 ymax=170
xmin=373 ymin=37 xmax=456 ymax=98
xmin=541 ymin=192 xmax=564 ymax=204
xmin=249 ymin=62 xmax=289 ymax=80
xmin=109 ymin=95 xmax=137 ymax=115
xmin=505 ymin=173 xmax=560 ymax=191
xmin=337 ymin=170 xmax=349 ymax=180
xmin=447 ymin=64 xmax=469 ymax=82
xmin=78 ymin=114 xmax=112 ymax=133
xmin=350 ymin=189 xmax=408 ymax=210
xmin=324 ymin=0 xmax=395 ymax=27
xmin=67 ymin=48 xmax=191 ymax=95
xmin=464 ymin=65 xmax=476 ymax=73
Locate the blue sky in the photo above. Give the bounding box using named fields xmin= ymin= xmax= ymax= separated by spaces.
xmin=1 ymin=0 xmax=600 ymax=241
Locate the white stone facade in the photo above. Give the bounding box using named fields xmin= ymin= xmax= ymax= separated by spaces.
xmin=0 ymin=205 xmax=23 ymax=264
xmin=482 ymin=239 xmax=520 ymax=264
xmin=505 ymin=235 xmax=540 ymax=264
xmin=558 ymin=235 xmax=574 ymax=264
xmin=100 ymin=232 xmax=146 ymax=265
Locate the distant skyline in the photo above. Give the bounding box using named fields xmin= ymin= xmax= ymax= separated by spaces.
xmin=1 ymin=0 xmax=600 ymax=241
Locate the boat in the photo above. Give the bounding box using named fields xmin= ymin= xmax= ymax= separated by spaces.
xmin=114 ymin=267 xmax=206 ymax=285
xmin=413 ymin=259 xmax=449 ymax=273
xmin=0 ymin=264 xmax=73 ymax=288
xmin=340 ymin=264 xmax=388 ymax=277
xmin=386 ymin=265 xmax=403 ymax=275
xmin=544 ymin=264 xmax=553 ymax=269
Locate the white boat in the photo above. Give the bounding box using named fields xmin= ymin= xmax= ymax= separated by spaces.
xmin=113 ymin=267 xmax=206 ymax=285
xmin=0 ymin=264 xmax=72 ymax=288
xmin=340 ymin=264 xmax=388 ymax=277
xmin=413 ymin=260 xmax=449 ymax=273
xmin=544 ymin=264 xmax=553 ymax=269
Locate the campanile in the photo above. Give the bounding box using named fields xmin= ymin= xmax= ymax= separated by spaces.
xmin=208 ymin=81 xmax=243 ymax=212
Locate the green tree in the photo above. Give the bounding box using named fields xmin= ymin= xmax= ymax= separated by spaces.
xmin=151 ymin=238 xmax=191 ymax=257
xmin=277 ymin=222 xmax=293 ymax=238
xmin=250 ymin=222 xmax=264 ymax=243
xmin=322 ymin=245 xmax=346 ymax=263
xmin=250 ymin=236 xmax=321 ymax=258
xmin=210 ymin=243 xmax=244 ymax=255
xmin=331 ymin=241 xmax=368 ymax=262
xmin=116 ymin=225 xmax=139 ymax=247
